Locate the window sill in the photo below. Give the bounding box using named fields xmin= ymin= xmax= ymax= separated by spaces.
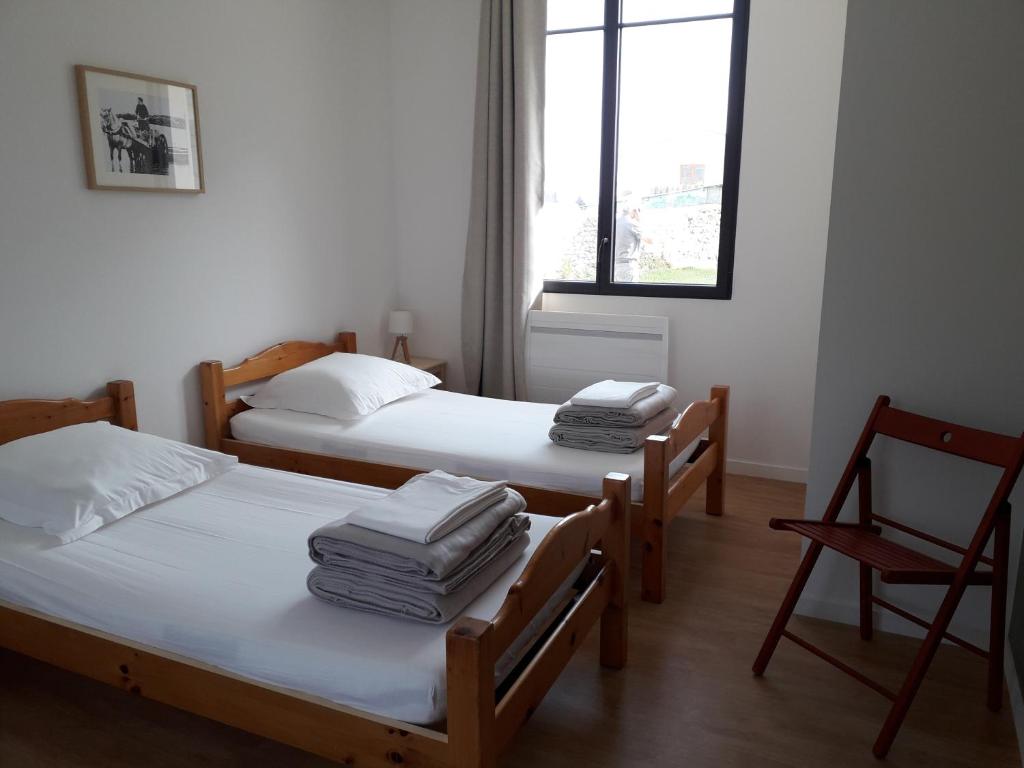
xmin=542 ymin=280 xmax=733 ymax=300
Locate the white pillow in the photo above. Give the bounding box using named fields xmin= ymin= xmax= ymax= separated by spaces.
xmin=0 ymin=422 xmax=237 ymax=543
xmin=242 ymin=352 xmax=440 ymax=420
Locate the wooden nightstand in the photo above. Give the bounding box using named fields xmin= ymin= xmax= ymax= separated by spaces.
xmin=407 ymin=356 xmax=447 ymax=389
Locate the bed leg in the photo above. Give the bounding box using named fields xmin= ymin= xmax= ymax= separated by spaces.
xmin=446 ymin=618 xmax=496 ymax=768
xmin=600 ymin=473 xmax=631 ymax=669
xmin=641 ymin=436 xmax=669 ymax=603
xmin=706 ymin=385 xmax=729 ymax=517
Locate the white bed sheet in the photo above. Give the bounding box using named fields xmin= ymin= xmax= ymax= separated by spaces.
xmin=231 ymin=389 xmax=699 ymax=503
xmin=0 ymin=464 xmax=561 ymax=725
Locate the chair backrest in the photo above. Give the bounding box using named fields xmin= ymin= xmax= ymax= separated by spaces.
xmin=836 ymin=397 xmax=1024 ymax=563
xmin=824 ymin=396 xmax=1024 ymax=546
xmin=872 ymin=405 xmax=1022 ymax=469
xmin=867 ymin=400 xmax=1024 ymax=511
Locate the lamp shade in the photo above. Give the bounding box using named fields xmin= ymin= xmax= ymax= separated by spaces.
xmin=388 ymin=310 xmax=414 ymax=335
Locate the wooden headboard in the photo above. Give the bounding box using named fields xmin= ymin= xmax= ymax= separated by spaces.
xmin=199 ymin=331 xmax=357 ymax=450
xmin=0 ymin=381 xmax=138 ymax=446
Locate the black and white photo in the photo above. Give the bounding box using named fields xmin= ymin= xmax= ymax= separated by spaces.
xmin=76 ymin=65 xmax=204 ymax=193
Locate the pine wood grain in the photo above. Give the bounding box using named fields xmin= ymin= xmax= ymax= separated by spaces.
xmin=1 ymin=474 xmax=1018 ymax=767
xmin=199 ymin=333 xmax=728 ymax=603
xmin=0 ymin=380 xmax=629 ymax=768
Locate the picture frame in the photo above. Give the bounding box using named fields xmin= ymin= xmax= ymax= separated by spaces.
xmin=75 ymin=65 xmax=205 ymax=193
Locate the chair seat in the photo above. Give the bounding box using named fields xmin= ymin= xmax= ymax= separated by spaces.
xmin=769 ymin=519 xmax=993 ymax=585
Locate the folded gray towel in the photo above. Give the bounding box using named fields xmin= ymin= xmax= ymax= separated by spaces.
xmin=309 ymin=489 xmax=526 ymax=580
xmin=307 ymin=530 xmax=530 ymax=624
xmin=314 ymin=514 xmax=530 ymax=595
xmin=554 ymin=384 xmax=677 ymax=427
xmin=549 ymin=408 xmax=678 ymax=453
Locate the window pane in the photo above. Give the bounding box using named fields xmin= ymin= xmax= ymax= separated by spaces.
xmin=539 ymin=31 xmax=603 ymax=282
xmin=613 ymin=19 xmax=733 ymax=285
xmin=622 ymin=0 xmax=733 ymax=24
xmin=547 ymin=0 xmax=604 ymax=31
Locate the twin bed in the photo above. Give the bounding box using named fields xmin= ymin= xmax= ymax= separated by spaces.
xmin=2 ymin=335 xmax=728 ymax=765
xmin=0 ymin=381 xmax=630 ymax=768
xmin=201 ymin=331 xmax=730 ymax=603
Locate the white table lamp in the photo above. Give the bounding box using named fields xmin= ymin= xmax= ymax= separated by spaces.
xmin=388 ymin=310 xmax=414 ymax=363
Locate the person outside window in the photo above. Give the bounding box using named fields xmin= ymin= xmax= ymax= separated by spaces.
xmin=614 ymin=203 xmax=643 ymax=282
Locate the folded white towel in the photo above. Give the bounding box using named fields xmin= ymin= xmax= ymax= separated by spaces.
xmin=556 ymin=384 xmax=678 ymax=427
xmin=345 ymin=470 xmax=508 ymax=543
xmin=570 ymin=379 xmax=661 ymax=408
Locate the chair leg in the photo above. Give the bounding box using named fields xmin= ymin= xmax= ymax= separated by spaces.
xmin=873 ymin=580 xmax=971 ymax=758
xmin=988 ymin=507 xmax=1010 ymax=711
xmin=753 ymin=541 xmax=824 ymax=676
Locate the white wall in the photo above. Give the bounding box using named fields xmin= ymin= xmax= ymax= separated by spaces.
xmin=0 ymin=0 xmax=849 ymax=481
xmin=388 ymin=0 xmax=481 ymax=393
xmin=0 ymin=0 xmax=397 ymax=442
xmin=799 ymin=0 xmax=1024 ymax=659
xmin=388 ymin=0 xmax=849 ymax=481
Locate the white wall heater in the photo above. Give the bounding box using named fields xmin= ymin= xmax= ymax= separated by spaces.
xmin=525 ymin=310 xmax=669 ymax=404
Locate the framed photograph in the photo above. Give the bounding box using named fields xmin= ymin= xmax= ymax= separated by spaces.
xmin=75 ymin=65 xmax=205 ymax=193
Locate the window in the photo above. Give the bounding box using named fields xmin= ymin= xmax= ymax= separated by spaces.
xmin=540 ymin=0 xmax=749 ymax=299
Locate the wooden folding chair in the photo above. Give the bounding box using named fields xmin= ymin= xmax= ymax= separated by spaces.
xmin=752 ymin=395 xmax=1024 ymax=758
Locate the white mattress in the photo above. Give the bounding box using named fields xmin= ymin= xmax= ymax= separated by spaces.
xmin=0 ymin=464 xmax=562 ymax=725
xmin=231 ymin=389 xmax=699 ymax=503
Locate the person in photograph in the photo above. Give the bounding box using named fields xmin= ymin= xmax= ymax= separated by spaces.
xmin=135 ymin=97 xmax=150 ymax=141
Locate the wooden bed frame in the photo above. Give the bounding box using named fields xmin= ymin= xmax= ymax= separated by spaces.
xmin=0 ymin=380 xmax=630 ymax=768
xmin=200 ymin=332 xmax=729 ymax=603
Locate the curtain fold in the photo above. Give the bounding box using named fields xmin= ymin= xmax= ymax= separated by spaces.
xmin=461 ymin=0 xmax=546 ymax=400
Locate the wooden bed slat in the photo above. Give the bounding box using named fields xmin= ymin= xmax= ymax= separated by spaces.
xmin=666 ymin=443 xmax=720 ymax=517
xmin=226 ymin=437 xmax=616 ymax=521
xmin=493 ymin=570 xmax=612 ymax=754
xmin=224 ymin=438 xmax=423 ymax=489
xmin=0 ymin=602 xmax=449 ymax=768
xmin=669 ymin=396 xmax=721 ymax=454
xmin=491 ymin=500 xmax=612 ymax=652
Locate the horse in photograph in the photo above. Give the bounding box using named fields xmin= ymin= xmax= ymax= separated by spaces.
xmin=98 ymin=108 xmax=135 ymax=173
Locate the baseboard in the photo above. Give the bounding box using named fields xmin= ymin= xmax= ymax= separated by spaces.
xmin=1008 ymin=652 xmax=1024 ymax=763
xmin=727 ymin=458 xmax=807 ymax=484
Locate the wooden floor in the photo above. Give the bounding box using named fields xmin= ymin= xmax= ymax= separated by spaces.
xmin=1 ymin=475 xmax=1019 ymax=767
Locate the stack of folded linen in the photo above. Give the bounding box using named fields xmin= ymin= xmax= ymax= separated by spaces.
xmin=307 ymin=470 xmax=530 ymax=624
xmin=548 ymin=379 xmax=679 ymax=454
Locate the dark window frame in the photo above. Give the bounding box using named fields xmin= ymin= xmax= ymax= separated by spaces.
xmin=542 ymin=0 xmax=750 ymax=300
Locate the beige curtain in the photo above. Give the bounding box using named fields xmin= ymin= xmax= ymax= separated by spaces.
xmin=461 ymin=0 xmax=546 ymax=400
